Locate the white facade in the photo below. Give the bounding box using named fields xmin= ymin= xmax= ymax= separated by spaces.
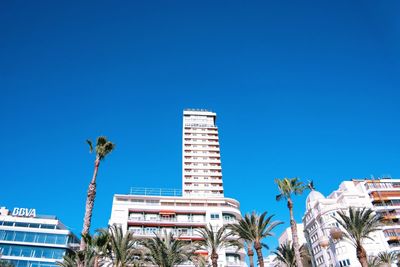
xmin=109 ymin=193 xmax=244 ymax=266
xmin=303 ymin=182 xmax=389 ymax=267
xmin=182 ymin=109 xmax=224 ymax=197
xmin=264 ymin=254 xmax=277 ymax=267
xmin=278 ymin=224 xmax=307 ymax=246
xmin=352 ymin=178 xmax=400 ymax=253
xmin=109 ymin=109 xmax=245 ymax=267
xmin=277 ymin=225 xmax=312 ymax=267
xmin=0 ymin=207 xmax=79 ymax=267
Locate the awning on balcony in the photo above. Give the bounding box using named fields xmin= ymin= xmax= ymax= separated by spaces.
xmin=159 ymin=210 xmax=176 ymax=215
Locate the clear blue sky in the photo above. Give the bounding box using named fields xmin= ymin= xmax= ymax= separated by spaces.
xmin=1 ymin=0 xmax=399 ymax=252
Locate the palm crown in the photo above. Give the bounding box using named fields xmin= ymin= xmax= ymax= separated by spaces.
xmin=141 ymin=230 xmax=195 ymax=267
xmin=275 ymin=177 xmax=306 ymax=201
xmin=87 ymin=136 xmax=115 ymax=161
xmin=335 ymin=207 xmax=381 ymax=247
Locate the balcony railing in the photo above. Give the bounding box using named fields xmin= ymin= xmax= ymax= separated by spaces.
xmin=129 ymin=187 xmax=182 ymax=196
xmin=128 ymin=217 xmax=206 ymax=223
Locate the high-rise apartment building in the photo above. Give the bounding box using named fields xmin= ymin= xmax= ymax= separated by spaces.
xmin=109 ymin=109 xmax=245 ymax=267
xmin=0 ymin=206 xmax=79 ymax=267
xmin=182 ymin=110 xmax=223 ymax=197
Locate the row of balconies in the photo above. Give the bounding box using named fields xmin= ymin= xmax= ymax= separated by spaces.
xmin=183 ymin=174 xmax=222 ymax=178
xmin=183 ymin=146 xmax=220 ymax=152
xmin=128 ymin=216 xmax=206 ymax=224
xmin=184 ymin=157 xmax=220 ymax=161
xmin=184 ymin=165 xmax=221 ymax=170
xmin=184 ymin=131 xmax=218 ymax=135
xmin=184 ymin=127 xmax=218 ymax=132
xmin=184 ymin=178 xmax=222 ymax=183
xmin=184 ymin=139 xmax=219 ymax=144
xmin=184 ymin=186 xmax=224 ymax=191
xmin=183 ymin=152 xmax=220 ymax=157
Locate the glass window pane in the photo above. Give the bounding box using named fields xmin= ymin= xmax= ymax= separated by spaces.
xmin=20 ymin=247 xmax=33 ymax=257
xmin=14 ymin=232 xmax=25 ymax=242
xmin=25 ymin=233 xmax=36 ymax=242
xmin=45 ymin=234 xmax=56 ymax=244
xmin=5 ymin=231 xmax=15 ymax=241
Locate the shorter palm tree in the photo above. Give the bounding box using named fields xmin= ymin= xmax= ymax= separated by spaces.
xmin=196 ymin=224 xmax=241 ymax=267
xmin=334 ymin=207 xmax=382 ymax=267
xmin=57 ymin=234 xmax=96 ymax=267
xmin=377 ymin=251 xmax=398 ymax=266
xmin=273 ymin=242 xmax=296 ymax=267
xmin=367 ymin=256 xmax=380 ymax=267
xmin=0 ymin=260 xmax=15 ymax=267
xmin=228 ymin=212 xmax=282 ymax=267
xmin=226 ymin=213 xmax=256 ymax=267
xmin=100 ymin=224 xmax=138 ymax=267
xmin=141 ymin=230 xmax=195 ymax=267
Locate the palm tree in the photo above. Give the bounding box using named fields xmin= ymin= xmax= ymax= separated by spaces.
xmin=81 ymin=136 xmax=115 ymax=250
xmin=141 ymin=230 xmax=195 ymax=267
xmin=334 ymin=207 xmax=382 ymax=267
xmin=367 ymin=256 xmax=380 ymax=267
xmin=100 ymin=224 xmax=138 ymax=267
xmin=229 ymin=212 xmax=282 ymax=267
xmin=0 ymin=260 xmax=14 ymax=267
xmin=377 ymin=251 xmax=398 ymax=266
xmin=90 ymin=231 xmax=110 ymax=267
xmin=273 ymin=242 xmax=296 ymax=267
xmin=275 ymin=177 xmax=307 ymax=267
xmin=226 ymin=213 xmax=256 ymax=267
xmin=196 ymin=224 xmax=241 ymax=267
xmin=57 ymin=235 xmax=96 ymax=267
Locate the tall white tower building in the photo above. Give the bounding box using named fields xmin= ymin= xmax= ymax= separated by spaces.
xmin=182 ymin=109 xmax=224 ymax=197
xmin=109 ymin=109 xmax=246 ymax=267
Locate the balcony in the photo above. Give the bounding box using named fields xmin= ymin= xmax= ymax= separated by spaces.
xmin=128 ymin=216 xmax=206 ymax=224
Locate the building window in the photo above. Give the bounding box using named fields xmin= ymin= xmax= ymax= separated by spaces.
xmin=210 ymin=214 xmax=219 ymax=220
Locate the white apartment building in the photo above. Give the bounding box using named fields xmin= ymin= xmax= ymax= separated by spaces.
xmin=263 ymin=254 xmax=277 ymax=267
xmin=0 ymin=206 xmax=79 ymax=267
xmin=109 ymin=109 xmax=246 ymax=267
xmin=303 ymin=182 xmax=389 ymax=267
xmin=276 ymin=224 xmax=312 ymax=267
xmin=352 ymin=178 xmax=400 ymax=252
xmin=182 ymin=109 xmax=224 ymax=197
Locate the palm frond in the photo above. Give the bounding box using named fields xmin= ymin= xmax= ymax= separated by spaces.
xmin=86 ymin=139 xmax=93 ymax=153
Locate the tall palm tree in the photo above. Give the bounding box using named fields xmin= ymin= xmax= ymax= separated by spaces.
xmin=275 ymin=177 xmax=307 ymax=267
xmin=100 ymin=224 xmax=138 ymax=267
xmin=141 ymin=230 xmax=195 ymax=267
xmin=196 ymin=224 xmax=241 ymax=267
xmin=377 ymin=251 xmax=398 ymax=266
xmin=81 ymin=136 xmax=115 ymax=250
xmin=273 ymin=242 xmax=296 ymax=267
xmin=334 ymin=207 xmax=382 ymax=267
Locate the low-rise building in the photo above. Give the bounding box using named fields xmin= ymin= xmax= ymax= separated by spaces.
xmin=0 ymin=206 xmax=79 ymax=267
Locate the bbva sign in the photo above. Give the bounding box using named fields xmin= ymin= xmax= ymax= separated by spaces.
xmin=12 ymin=207 xmax=36 ymax=217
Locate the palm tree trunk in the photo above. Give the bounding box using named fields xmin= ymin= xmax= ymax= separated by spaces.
xmin=356 ymin=244 xmax=368 ymax=267
xmin=247 ymin=243 xmax=254 ymax=267
xmin=80 ymin=158 xmax=100 ymax=250
xmin=254 ymin=241 xmax=264 ymax=267
xmin=211 ymin=252 xmax=218 ymax=267
xmin=287 ymin=199 xmax=303 ymax=267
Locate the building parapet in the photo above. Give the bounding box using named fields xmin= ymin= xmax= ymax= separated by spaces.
xmin=129 ymin=187 xmax=183 ymax=197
